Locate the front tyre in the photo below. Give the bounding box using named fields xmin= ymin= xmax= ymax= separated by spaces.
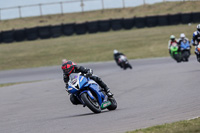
xmin=81 ymin=92 xmax=101 ymax=113
xmin=182 ymin=51 xmax=190 ymax=62
xmin=107 ymin=97 xmax=117 ymax=111
xmin=127 ymin=63 xmax=132 ymax=69
xmin=173 ymin=54 xmax=181 ymax=63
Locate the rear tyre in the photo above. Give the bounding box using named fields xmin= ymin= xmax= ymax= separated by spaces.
xmin=81 ymin=92 xmax=101 ymax=113
xmin=107 ymin=97 xmax=117 ymax=111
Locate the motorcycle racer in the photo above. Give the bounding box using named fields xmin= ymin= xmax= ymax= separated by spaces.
xmin=113 ymin=49 xmax=125 ymax=68
xmin=192 ymin=24 xmax=200 ymax=61
xmin=61 ymin=60 xmax=113 ymax=105
xmin=168 ymin=35 xmax=178 ymax=53
xmin=192 ymin=24 xmax=200 ymax=46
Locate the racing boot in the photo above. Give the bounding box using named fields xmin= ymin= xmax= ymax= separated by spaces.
xmin=99 ymin=82 xmax=113 ymax=97
xmin=91 ymin=76 xmax=114 ymax=97
xmin=104 ymin=87 xmax=113 ymax=97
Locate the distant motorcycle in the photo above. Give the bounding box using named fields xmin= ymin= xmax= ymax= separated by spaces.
xmin=170 ymin=42 xmax=181 ymax=63
xmin=180 ymin=39 xmax=191 ymax=62
xmin=67 ymin=73 xmax=117 ymax=113
xmin=118 ymin=55 xmax=132 ymax=70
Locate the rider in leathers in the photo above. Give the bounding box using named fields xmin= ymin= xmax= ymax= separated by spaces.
xmin=177 ymin=33 xmax=191 ymax=55
xmin=192 ymin=24 xmax=200 ymax=61
xmin=62 ymin=60 xmax=113 ymax=105
xmin=168 ymin=35 xmax=178 ymax=54
xmin=177 ymin=33 xmax=190 ymax=46
xmin=113 ymin=49 xmax=125 ymax=68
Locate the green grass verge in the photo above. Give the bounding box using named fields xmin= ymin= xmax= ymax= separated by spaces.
xmin=0 ymin=1 xmax=200 ymax=31
xmin=0 ymin=82 xmax=30 ymax=87
xmin=0 ymin=23 xmax=197 ymax=71
xmin=0 ymin=80 xmax=43 ymax=87
xmin=127 ymin=117 xmax=200 ymax=133
xmin=0 ymin=83 xmax=20 ymax=87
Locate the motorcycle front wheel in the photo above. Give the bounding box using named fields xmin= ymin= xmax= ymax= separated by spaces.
xmin=181 ymin=51 xmax=190 ymax=62
xmin=173 ymin=54 xmax=181 ymax=63
xmin=81 ymin=92 xmax=101 ymax=113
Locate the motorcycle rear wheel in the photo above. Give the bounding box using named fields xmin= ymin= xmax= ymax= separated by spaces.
xmin=107 ymin=97 xmax=117 ymax=111
xmin=81 ymin=93 xmax=101 ymax=113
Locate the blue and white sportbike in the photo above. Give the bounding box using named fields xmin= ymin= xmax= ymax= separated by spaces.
xmin=67 ymin=73 xmax=117 ymax=113
xmin=180 ymin=39 xmax=191 ymax=62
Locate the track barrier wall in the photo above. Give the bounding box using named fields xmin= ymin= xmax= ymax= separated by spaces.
xmin=75 ymin=23 xmax=87 ymax=35
xmin=98 ymin=20 xmax=111 ymax=32
xmin=50 ymin=25 xmax=63 ymax=38
xmin=14 ymin=29 xmax=26 ymax=42
xmin=86 ymin=21 xmax=99 ymax=33
xmin=25 ymin=27 xmax=38 ymax=41
xmin=1 ymin=30 xmax=15 ymax=43
xmin=0 ymin=12 xmax=199 ymax=43
xmin=111 ymin=18 xmax=123 ymax=31
xmin=122 ymin=18 xmax=134 ymax=29
xmin=62 ymin=23 xmax=75 ymax=36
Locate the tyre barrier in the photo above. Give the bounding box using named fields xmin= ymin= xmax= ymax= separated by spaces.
xmin=181 ymin=13 xmax=192 ymax=24
xmin=87 ymin=21 xmax=99 ymax=33
xmin=146 ymin=16 xmax=158 ymax=27
xmin=75 ymin=23 xmax=87 ymax=35
xmin=134 ymin=17 xmax=146 ymax=28
xmin=62 ymin=23 xmax=75 ymax=36
xmin=38 ymin=26 xmax=52 ymax=39
xmin=157 ymin=15 xmax=169 ymax=26
xmin=1 ymin=12 xmax=200 ymax=44
xmin=1 ymin=30 xmax=15 ymax=43
xmin=50 ymin=25 xmax=62 ymax=38
xmin=111 ymin=18 xmax=123 ymax=31
xmin=0 ymin=32 xmax=2 ymax=43
xmin=122 ymin=18 xmax=134 ymax=29
xmin=14 ymin=29 xmax=26 ymax=42
xmin=25 ymin=27 xmax=38 ymax=41
xmin=168 ymin=13 xmax=181 ymax=25
xmin=192 ymin=12 xmax=200 ymax=23
xmin=98 ymin=20 xmax=111 ymax=32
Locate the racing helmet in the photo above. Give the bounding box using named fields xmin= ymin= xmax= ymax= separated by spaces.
xmin=61 ymin=60 xmax=75 ymax=75
xmin=113 ymin=49 xmax=118 ymax=54
xmin=180 ymin=33 xmax=185 ymax=40
xmin=197 ymin=24 xmax=200 ymax=32
xmin=170 ymin=35 xmax=175 ymax=40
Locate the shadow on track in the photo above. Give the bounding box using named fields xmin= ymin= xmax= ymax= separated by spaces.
xmin=47 ymin=110 xmax=111 ymax=121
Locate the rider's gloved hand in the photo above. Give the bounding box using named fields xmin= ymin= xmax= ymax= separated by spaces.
xmin=86 ymin=69 xmax=93 ymax=77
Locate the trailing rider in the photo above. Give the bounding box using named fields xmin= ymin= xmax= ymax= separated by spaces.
xmin=168 ymin=35 xmax=178 ymax=54
xmin=192 ymin=24 xmax=200 ymax=61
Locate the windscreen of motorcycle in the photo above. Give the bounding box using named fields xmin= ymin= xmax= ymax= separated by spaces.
xmin=67 ymin=73 xmax=80 ymax=93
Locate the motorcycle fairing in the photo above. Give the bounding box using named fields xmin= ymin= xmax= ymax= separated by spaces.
xmin=68 ymin=73 xmax=106 ymax=106
xmin=180 ymin=41 xmax=190 ymax=50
